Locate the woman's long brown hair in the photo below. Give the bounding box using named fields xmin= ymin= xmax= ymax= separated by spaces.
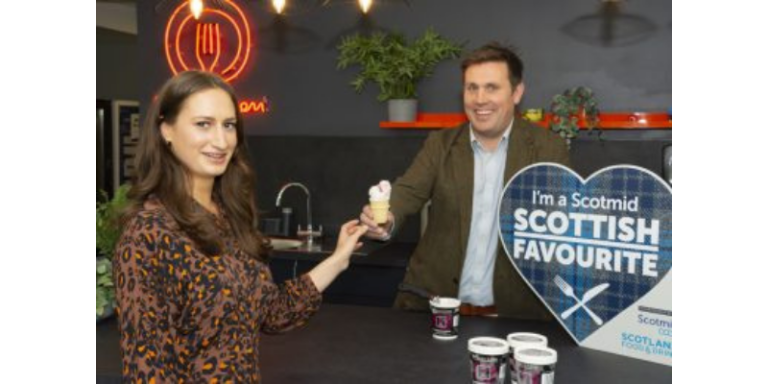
xmin=122 ymin=70 xmax=267 ymax=260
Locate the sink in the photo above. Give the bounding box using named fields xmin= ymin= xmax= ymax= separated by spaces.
xmin=269 ymin=238 xmax=303 ymax=250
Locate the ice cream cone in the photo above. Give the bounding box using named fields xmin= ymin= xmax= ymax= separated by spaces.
xmin=370 ymin=200 xmax=390 ymax=224
xmin=368 ymin=180 xmax=392 ymax=225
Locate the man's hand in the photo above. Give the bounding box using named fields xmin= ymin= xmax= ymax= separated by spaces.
xmin=360 ymin=204 xmax=394 ymax=240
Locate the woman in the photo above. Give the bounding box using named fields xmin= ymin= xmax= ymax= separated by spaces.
xmin=114 ymin=70 xmax=367 ymax=383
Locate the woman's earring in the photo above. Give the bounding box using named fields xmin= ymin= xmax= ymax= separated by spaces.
xmin=166 ymin=141 xmax=173 ymax=149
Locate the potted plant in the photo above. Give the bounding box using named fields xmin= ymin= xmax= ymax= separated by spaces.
xmin=97 ymin=257 xmax=115 ymax=321
xmin=96 ymin=184 xmax=130 ymax=321
xmin=336 ymin=28 xmax=462 ymax=122
xmin=549 ymin=86 xmax=601 ymax=144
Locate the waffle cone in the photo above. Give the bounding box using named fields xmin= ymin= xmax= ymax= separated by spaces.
xmin=369 ymin=200 xmax=390 ymax=224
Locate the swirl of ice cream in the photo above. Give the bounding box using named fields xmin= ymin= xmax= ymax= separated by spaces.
xmin=368 ymin=180 xmax=391 ymax=201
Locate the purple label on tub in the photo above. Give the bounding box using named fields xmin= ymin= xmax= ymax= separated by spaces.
xmin=431 ymin=308 xmax=458 ymax=336
xmin=470 ymin=353 xmax=505 ymax=384
xmin=434 ymin=314 xmax=451 ymax=330
xmin=518 ymin=370 xmax=554 ymax=384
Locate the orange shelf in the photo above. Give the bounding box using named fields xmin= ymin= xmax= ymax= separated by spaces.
xmin=380 ymin=113 xmax=467 ymax=129
xmin=380 ymin=112 xmax=672 ymax=130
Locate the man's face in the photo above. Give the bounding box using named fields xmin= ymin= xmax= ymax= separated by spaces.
xmin=463 ymin=61 xmax=524 ymax=140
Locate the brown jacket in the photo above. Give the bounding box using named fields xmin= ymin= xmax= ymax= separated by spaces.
xmin=391 ymin=119 xmax=571 ymax=319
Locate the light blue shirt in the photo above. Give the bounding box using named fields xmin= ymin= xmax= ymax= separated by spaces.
xmin=458 ymin=122 xmax=512 ymax=306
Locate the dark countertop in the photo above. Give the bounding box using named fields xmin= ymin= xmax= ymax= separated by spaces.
xmin=97 ymin=304 xmax=671 ymax=383
xmin=269 ymin=237 xmax=416 ymax=268
xmin=268 ymin=239 xmax=415 ymax=307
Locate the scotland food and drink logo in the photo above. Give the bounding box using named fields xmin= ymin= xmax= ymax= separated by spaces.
xmin=499 ymin=164 xmax=672 ymax=365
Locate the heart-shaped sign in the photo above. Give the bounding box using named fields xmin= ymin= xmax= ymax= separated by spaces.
xmin=499 ymin=164 xmax=672 ymax=347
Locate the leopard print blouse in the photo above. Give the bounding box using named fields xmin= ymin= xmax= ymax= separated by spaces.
xmin=113 ymin=201 xmax=321 ymax=383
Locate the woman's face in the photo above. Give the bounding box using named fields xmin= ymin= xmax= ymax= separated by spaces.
xmin=161 ymin=88 xmax=238 ymax=186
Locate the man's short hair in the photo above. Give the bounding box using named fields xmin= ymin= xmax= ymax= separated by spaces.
xmin=461 ymin=42 xmax=524 ymax=87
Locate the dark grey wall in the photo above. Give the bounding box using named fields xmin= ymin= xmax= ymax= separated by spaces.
xmin=248 ymin=136 xmax=428 ymax=242
xmin=132 ymin=1 xmax=671 ymax=239
xmin=97 ymin=27 xmax=139 ymax=101
xmin=137 ymin=0 xmax=671 ymax=137
xmin=246 ymin=132 xmax=671 ymax=242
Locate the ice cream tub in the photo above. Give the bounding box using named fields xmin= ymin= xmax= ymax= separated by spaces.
xmin=506 ymin=333 xmax=548 ymax=384
xmin=514 ymin=346 xmax=558 ymax=384
xmin=468 ymin=337 xmax=509 ymax=384
xmin=429 ymin=297 xmax=460 ymax=340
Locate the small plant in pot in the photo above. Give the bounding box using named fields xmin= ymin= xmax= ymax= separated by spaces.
xmin=96 ymin=184 xmax=130 ymax=321
xmin=336 ymin=28 xmax=462 ymax=122
xmin=549 ymin=86 xmax=601 ymax=145
xmin=97 ymin=257 xmax=115 ymax=321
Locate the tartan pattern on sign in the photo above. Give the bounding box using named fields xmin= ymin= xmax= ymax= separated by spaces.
xmin=499 ymin=164 xmax=672 ymax=342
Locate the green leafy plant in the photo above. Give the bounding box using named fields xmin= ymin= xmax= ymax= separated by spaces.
xmin=97 ymin=258 xmax=115 ymax=317
xmin=549 ymin=86 xmax=601 ymax=143
xmin=96 ymin=184 xmax=129 ymax=318
xmin=96 ymin=184 xmax=130 ymax=258
xmin=336 ymin=28 xmax=462 ymax=101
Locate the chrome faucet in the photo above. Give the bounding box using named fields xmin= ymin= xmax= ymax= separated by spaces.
xmin=275 ymin=182 xmax=322 ymax=243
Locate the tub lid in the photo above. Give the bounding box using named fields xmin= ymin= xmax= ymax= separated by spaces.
xmin=468 ymin=337 xmax=509 ymax=356
xmin=430 ymin=297 xmax=460 ymax=309
xmin=506 ymin=333 xmax=548 ymax=349
xmin=515 ymin=346 xmax=558 ymax=365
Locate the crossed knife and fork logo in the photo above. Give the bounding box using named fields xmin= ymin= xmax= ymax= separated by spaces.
xmin=553 ymin=275 xmax=610 ymax=325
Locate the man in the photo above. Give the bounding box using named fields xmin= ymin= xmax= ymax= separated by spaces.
xmin=360 ymin=43 xmax=571 ymax=319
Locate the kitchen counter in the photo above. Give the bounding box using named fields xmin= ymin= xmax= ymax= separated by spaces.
xmin=268 ymin=239 xmax=416 ymax=307
xmin=97 ymin=304 xmax=671 ymax=383
xmin=269 ymin=236 xmax=415 ymax=268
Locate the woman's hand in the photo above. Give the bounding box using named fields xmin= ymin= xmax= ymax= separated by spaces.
xmin=307 ymin=220 xmax=368 ymax=292
xmin=332 ymin=220 xmax=369 ymax=270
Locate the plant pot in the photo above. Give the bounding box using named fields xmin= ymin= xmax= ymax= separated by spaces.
xmin=97 ymin=256 xmax=116 ymax=322
xmin=388 ymin=99 xmax=418 ymax=122
xmin=97 ymin=302 xmax=115 ymax=323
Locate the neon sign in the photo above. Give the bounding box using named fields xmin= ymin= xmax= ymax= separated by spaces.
xmin=239 ymin=97 xmax=270 ymax=115
xmin=164 ymin=0 xmax=252 ymax=82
